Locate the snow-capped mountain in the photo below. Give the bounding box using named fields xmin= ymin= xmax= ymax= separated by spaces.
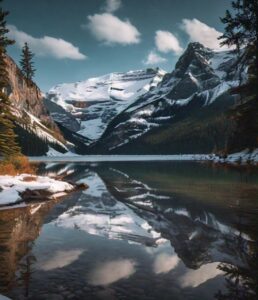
xmin=91 ymin=43 xmax=244 ymax=153
xmin=46 ymin=68 xmax=166 ymax=143
xmin=46 ymin=42 xmax=245 ymax=154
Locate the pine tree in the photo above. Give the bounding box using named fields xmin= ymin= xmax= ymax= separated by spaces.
xmin=219 ymin=0 xmax=258 ymax=151
xmin=0 ymin=0 xmax=21 ymax=157
xmin=20 ymin=42 xmax=35 ymax=86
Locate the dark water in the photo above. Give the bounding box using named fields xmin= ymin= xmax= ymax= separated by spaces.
xmin=0 ymin=161 xmax=258 ymax=300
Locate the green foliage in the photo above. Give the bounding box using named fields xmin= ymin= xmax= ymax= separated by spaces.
xmin=14 ymin=123 xmax=66 ymax=156
xmin=220 ymin=1 xmax=257 ymax=50
xmin=20 ymin=42 xmax=35 ymax=85
xmin=0 ymin=0 xmax=14 ymax=88
xmin=215 ymin=232 xmax=258 ymax=300
xmin=105 ymin=95 xmax=235 ymax=155
xmin=219 ymin=0 xmax=258 ymax=151
xmin=0 ymin=0 xmax=21 ymax=158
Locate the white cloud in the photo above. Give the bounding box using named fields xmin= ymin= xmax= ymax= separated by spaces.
xmin=7 ymin=25 xmax=86 ymax=60
xmin=104 ymin=0 xmax=122 ymax=13
xmin=181 ymin=18 xmax=226 ymax=50
xmin=155 ymin=30 xmax=183 ymax=55
xmin=85 ymin=13 xmax=141 ymax=45
xmin=144 ymin=51 xmax=167 ymax=65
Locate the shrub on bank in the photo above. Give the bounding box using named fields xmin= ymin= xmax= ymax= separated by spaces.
xmin=0 ymin=155 xmax=35 ymax=175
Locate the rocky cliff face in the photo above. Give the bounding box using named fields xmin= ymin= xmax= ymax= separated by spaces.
xmin=4 ymin=55 xmax=67 ymax=155
xmin=5 ymin=55 xmax=58 ymax=131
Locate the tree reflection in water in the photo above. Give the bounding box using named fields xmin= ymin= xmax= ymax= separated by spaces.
xmin=215 ymin=217 xmax=258 ymax=300
xmin=17 ymin=245 xmax=37 ymax=298
xmin=0 ymin=199 xmax=64 ymax=295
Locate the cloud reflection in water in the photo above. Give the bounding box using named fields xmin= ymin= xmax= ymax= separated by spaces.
xmin=89 ymin=259 xmax=136 ymax=286
xmin=180 ymin=262 xmax=223 ymax=287
xmin=38 ymin=249 xmax=84 ymax=271
xmin=153 ymin=253 xmax=179 ymax=274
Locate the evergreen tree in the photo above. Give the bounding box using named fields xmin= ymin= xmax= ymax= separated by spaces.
xmin=0 ymin=0 xmax=21 ymax=157
xmin=20 ymin=42 xmax=35 ymax=85
xmin=219 ymin=0 xmax=258 ymax=151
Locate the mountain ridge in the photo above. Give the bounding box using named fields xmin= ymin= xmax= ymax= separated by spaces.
xmin=45 ymin=42 xmax=245 ymax=155
xmin=46 ymin=68 xmax=166 ymax=143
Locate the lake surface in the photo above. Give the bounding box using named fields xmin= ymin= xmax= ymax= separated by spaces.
xmin=0 ymin=161 xmax=258 ymax=300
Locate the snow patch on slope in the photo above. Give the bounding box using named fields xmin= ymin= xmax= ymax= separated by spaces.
xmin=17 ymin=110 xmax=68 ymax=151
xmin=47 ymin=69 xmax=166 ymax=141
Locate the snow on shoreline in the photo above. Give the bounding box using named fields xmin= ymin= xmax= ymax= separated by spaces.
xmin=33 ymin=154 xmax=214 ymax=162
xmin=33 ymin=149 xmax=258 ymax=165
xmin=0 ymin=174 xmax=74 ymax=206
xmin=214 ymin=149 xmax=258 ymax=165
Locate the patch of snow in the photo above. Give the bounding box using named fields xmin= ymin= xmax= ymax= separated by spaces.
xmin=47 ymin=147 xmax=64 ymax=157
xmin=0 ymin=174 xmax=74 ymax=206
xmin=174 ymin=208 xmax=190 ymax=217
xmin=127 ymin=192 xmax=170 ymax=201
xmin=47 ymin=147 xmax=79 ymax=157
xmin=208 ymin=80 xmax=239 ymax=104
xmin=154 ymin=116 xmax=173 ymax=121
xmin=188 ymin=72 xmax=199 ymax=86
xmin=47 ymin=69 xmax=166 ymax=141
xmin=21 ymin=111 xmax=68 ymax=150
xmin=78 ymin=117 xmax=106 ymax=140
xmin=209 ymin=51 xmax=229 ymax=79
xmin=134 ymin=106 xmax=156 ymax=117
xmin=175 ymin=95 xmax=194 ymax=107
xmin=214 ymin=148 xmax=258 ymax=165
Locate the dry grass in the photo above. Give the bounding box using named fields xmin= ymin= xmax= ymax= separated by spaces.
xmin=0 ymin=155 xmax=36 ymax=176
xmin=22 ymin=175 xmax=38 ymax=182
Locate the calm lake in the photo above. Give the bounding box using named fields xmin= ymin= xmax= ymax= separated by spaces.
xmin=0 ymin=161 xmax=258 ymax=300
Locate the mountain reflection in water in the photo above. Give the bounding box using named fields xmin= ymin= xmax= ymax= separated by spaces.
xmin=0 ymin=161 xmax=257 ymax=300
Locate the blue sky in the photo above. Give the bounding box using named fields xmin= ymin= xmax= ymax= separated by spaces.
xmin=3 ymin=0 xmax=230 ymax=91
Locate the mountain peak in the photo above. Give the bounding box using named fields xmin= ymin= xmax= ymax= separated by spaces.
xmin=187 ymin=42 xmax=211 ymax=52
xmin=173 ymin=42 xmax=213 ymax=78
